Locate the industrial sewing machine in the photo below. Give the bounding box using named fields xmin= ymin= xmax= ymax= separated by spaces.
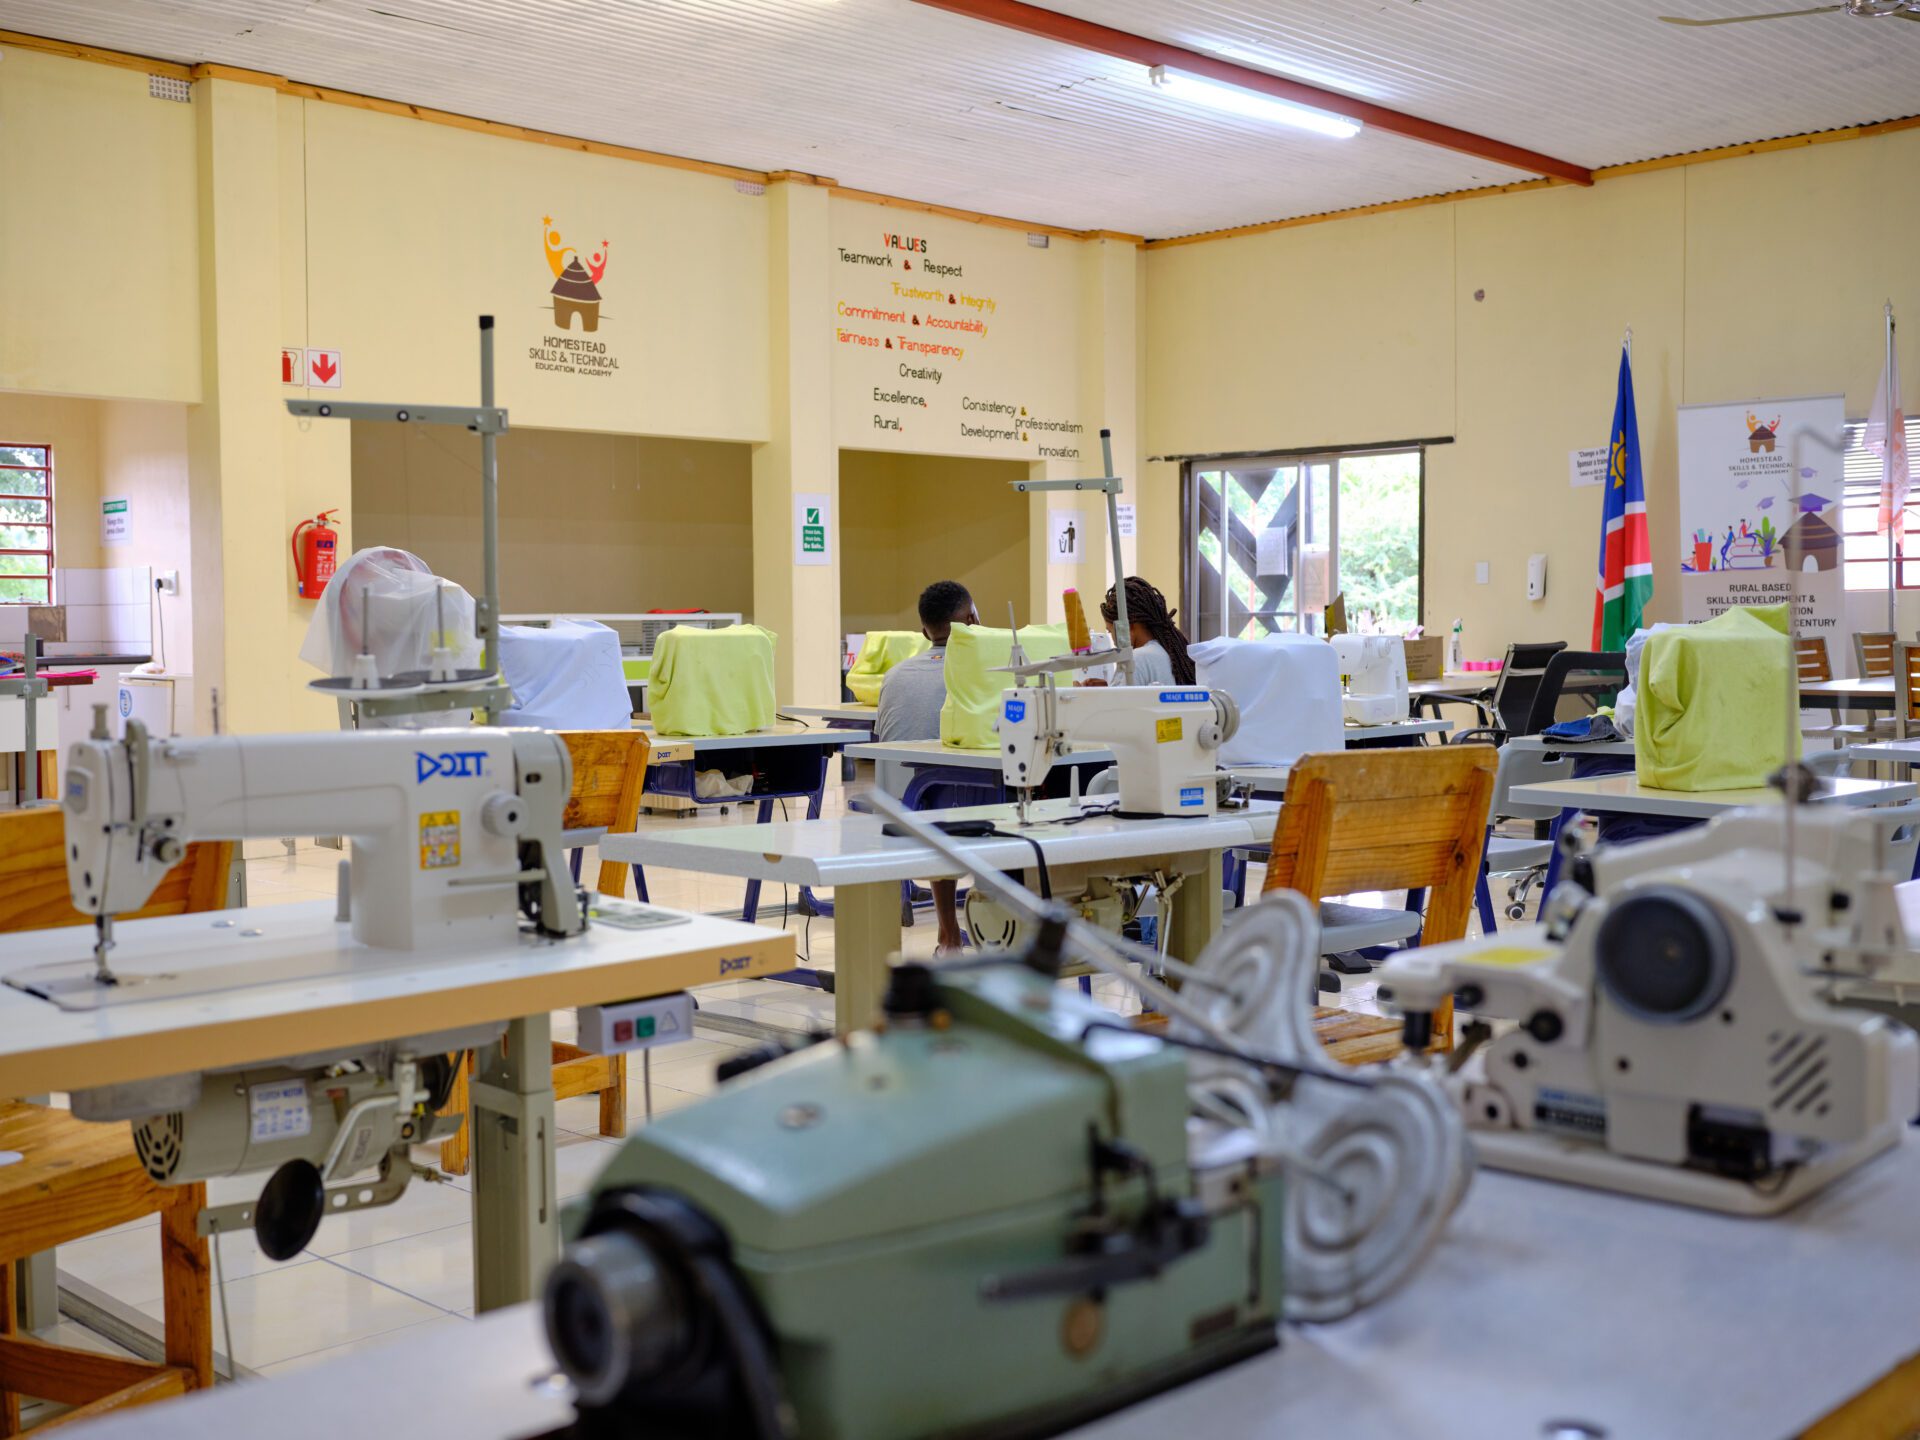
xmin=1328 ymin=633 xmax=1410 ymax=726
xmin=2 ymin=715 xmax=595 ymax=1255
xmin=532 ymin=794 xmax=1471 ymax=1440
xmin=992 ymin=680 xmax=1240 ymax=821
xmin=38 ymin=712 xmax=583 ymax=998
xmin=1375 ymin=803 xmax=1920 ymax=1214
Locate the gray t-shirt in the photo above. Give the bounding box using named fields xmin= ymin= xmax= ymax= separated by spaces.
xmin=874 ymin=647 xmax=947 ymax=797
xmin=1129 ymin=639 xmax=1176 ymax=687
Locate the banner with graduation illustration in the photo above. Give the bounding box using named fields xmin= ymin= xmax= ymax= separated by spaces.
xmin=1676 ymin=394 xmax=1846 ymax=646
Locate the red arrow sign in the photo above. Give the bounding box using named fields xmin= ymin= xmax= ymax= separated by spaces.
xmin=309 ymin=351 xmax=339 ymax=386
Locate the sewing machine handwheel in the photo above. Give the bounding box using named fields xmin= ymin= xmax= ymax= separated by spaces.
xmin=1595 ymin=888 xmax=1733 ymax=1025
xmin=255 ymin=1159 xmax=327 ymax=1261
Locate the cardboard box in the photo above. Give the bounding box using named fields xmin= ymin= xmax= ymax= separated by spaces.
xmin=1403 ymin=636 xmax=1444 ymax=681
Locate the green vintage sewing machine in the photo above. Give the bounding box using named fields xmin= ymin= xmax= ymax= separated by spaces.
xmin=537 ymin=797 xmax=1470 ymax=1439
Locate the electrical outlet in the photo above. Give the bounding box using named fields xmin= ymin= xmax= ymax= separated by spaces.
xmin=156 ymin=571 xmax=179 ymax=595
xmin=1475 ymin=562 xmax=1490 ymax=585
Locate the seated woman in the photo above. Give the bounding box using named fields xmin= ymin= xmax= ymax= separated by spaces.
xmin=1099 ymin=576 xmax=1196 ymax=687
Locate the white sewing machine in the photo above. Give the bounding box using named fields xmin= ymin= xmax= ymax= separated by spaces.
xmin=1 ymin=713 xmax=598 ymax=1255
xmin=1329 ymin=634 xmax=1409 ymax=726
xmin=993 ymin=682 xmax=1239 ymax=821
xmin=11 ymin=713 xmax=584 ymax=1009
xmin=1375 ymin=804 xmax=1918 ymax=1214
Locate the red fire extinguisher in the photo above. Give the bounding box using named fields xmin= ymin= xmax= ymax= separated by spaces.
xmin=292 ymin=509 xmax=342 ymax=599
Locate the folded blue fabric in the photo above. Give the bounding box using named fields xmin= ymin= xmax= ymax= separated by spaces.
xmin=1542 ymin=714 xmax=1621 ymax=743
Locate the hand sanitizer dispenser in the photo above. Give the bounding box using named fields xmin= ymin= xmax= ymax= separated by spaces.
xmin=1526 ymin=553 xmax=1548 ymax=602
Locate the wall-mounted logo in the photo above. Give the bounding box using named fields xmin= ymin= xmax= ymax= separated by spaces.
xmin=416 ymin=750 xmax=490 ymax=783
xmin=543 ymin=216 xmax=608 ymax=332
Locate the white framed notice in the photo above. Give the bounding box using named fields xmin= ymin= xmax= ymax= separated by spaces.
xmin=101 ymin=497 xmax=130 ymax=546
xmin=1569 ymin=446 xmax=1608 ymax=488
xmin=1049 ymin=510 xmax=1084 ymax=565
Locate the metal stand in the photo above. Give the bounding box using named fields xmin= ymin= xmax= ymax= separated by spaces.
xmin=1011 ymin=427 xmax=1136 ymax=685
xmin=469 ymin=1014 xmax=558 ymax=1313
xmin=288 ymin=315 xmax=511 ymax=720
xmin=0 ymin=636 xmax=50 ymax=806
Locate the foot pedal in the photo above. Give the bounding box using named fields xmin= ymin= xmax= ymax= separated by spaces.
xmin=1327 ymin=952 xmax=1374 ymax=976
xmin=1317 ymin=970 xmax=1342 ymax=994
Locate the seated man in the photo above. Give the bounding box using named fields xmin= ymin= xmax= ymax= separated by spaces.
xmin=874 ymin=580 xmax=978 ymax=955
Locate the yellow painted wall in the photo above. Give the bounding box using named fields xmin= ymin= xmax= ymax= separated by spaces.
xmin=1144 ymin=127 xmax=1920 ymax=660
xmin=0 ymin=48 xmax=199 ymax=402
xmin=352 ymin=425 xmax=754 ymax=617
xmin=838 ymin=449 xmax=1030 ymax=634
xmin=298 ymin=101 xmax=769 ymax=439
xmin=0 ymin=392 xmax=101 ymax=573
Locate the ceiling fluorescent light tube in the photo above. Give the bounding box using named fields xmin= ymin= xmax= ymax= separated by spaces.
xmin=1147 ymin=65 xmax=1360 ymax=139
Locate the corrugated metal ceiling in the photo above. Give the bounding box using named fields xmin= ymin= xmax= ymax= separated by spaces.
xmin=3 ymin=0 xmax=1915 ymax=237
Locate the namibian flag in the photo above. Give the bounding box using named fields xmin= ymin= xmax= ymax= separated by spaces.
xmin=1592 ymin=347 xmax=1652 ymax=650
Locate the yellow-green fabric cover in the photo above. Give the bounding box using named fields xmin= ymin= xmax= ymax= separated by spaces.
xmin=845 ymin=631 xmax=931 ymax=706
xmin=1634 ymin=604 xmax=1798 ymax=791
xmin=940 ymin=622 xmax=1073 ymax=750
xmin=648 ymin=624 xmax=778 ymax=737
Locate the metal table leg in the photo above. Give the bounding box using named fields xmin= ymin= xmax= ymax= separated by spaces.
xmin=833 ymin=880 xmax=902 ymax=1035
xmin=470 ymin=1013 xmax=558 ymax=1314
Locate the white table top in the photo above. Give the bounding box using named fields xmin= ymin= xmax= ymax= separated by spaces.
xmin=600 ymin=796 xmax=1279 ymax=888
xmin=844 ymin=738 xmax=1116 ymax=771
xmin=781 ymin=704 xmax=879 ymax=723
xmin=1510 ymin=772 xmax=1914 ymax=820
xmin=846 ymin=719 xmax=1453 ymax=773
xmin=1408 ymin=672 xmax=1497 ymax=697
xmin=1507 ymin=734 xmax=1637 ymax=757
xmin=1850 ymin=739 xmax=1920 ymax=764
xmin=1803 ymin=676 xmax=1896 ymax=704
xmin=638 ymin=720 xmax=870 ymax=753
xmin=0 ymin=901 xmax=794 ymax=1098
xmin=81 ymin=1143 xmax=1920 ymax=1440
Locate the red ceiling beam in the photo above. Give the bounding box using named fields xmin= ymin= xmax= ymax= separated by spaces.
xmin=908 ymin=0 xmax=1595 ymax=186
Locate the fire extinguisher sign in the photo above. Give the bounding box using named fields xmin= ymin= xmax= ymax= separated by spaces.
xmin=279 ymin=348 xmax=343 ymax=387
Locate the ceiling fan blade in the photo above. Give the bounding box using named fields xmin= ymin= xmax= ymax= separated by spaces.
xmin=1659 ymin=5 xmax=1842 ymax=23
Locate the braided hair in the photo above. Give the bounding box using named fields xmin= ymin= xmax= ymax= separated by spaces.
xmin=1101 ymin=576 xmax=1195 ymax=686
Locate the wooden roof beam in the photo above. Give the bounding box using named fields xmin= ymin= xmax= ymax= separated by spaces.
xmin=908 ymin=0 xmax=1595 ymax=186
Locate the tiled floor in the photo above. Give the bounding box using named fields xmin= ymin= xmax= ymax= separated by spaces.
xmin=41 ymin=763 xmax=1517 ymax=1394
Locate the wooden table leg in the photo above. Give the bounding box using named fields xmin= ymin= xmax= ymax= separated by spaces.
xmin=599 ymin=1053 xmax=628 ymax=1139
xmin=158 ymin=1182 xmax=213 ymax=1391
xmin=0 ymin=1255 xmax=19 ymax=1436
xmin=1164 ymin=851 xmax=1225 ymax=967
xmin=832 ymin=881 xmax=901 ymax=1035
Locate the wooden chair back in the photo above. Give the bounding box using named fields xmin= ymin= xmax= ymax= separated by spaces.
xmin=0 ymin=808 xmax=233 ymax=934
xmin=1795 ymin=636 xmax=1834 ymax=686
xmin=1262 ymin=746 xmax=1497 ymax=948
xmin=1898 ymin=642 xmax=1920 ymax=729
xmin=559 ymin=730 xmax=651 ymax=898
xmin=1854 ymin=631 xmax=1897 ymax=679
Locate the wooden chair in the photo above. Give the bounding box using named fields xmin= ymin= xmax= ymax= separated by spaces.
xmin=1798 ymin=636 xmax=1877 ymax=749
xmin=1854 ymin=631 xmax=1897 ymax=680
xmin=0 ymin=807 xmax=227 ymax=1431
xmin=1263 ymin=747 xmax=1498 ymax=1048
xmin=438 ymin=731 xmax=650 ymax=1175
xmin=1896 ymin=643 xmax=1920 ymax=743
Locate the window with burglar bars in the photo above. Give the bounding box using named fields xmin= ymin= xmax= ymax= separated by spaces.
xmin=1840 ymin=416 xmax=1920 ymax=591
xmin=0 ymin=445 xmax=53 ymax=604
